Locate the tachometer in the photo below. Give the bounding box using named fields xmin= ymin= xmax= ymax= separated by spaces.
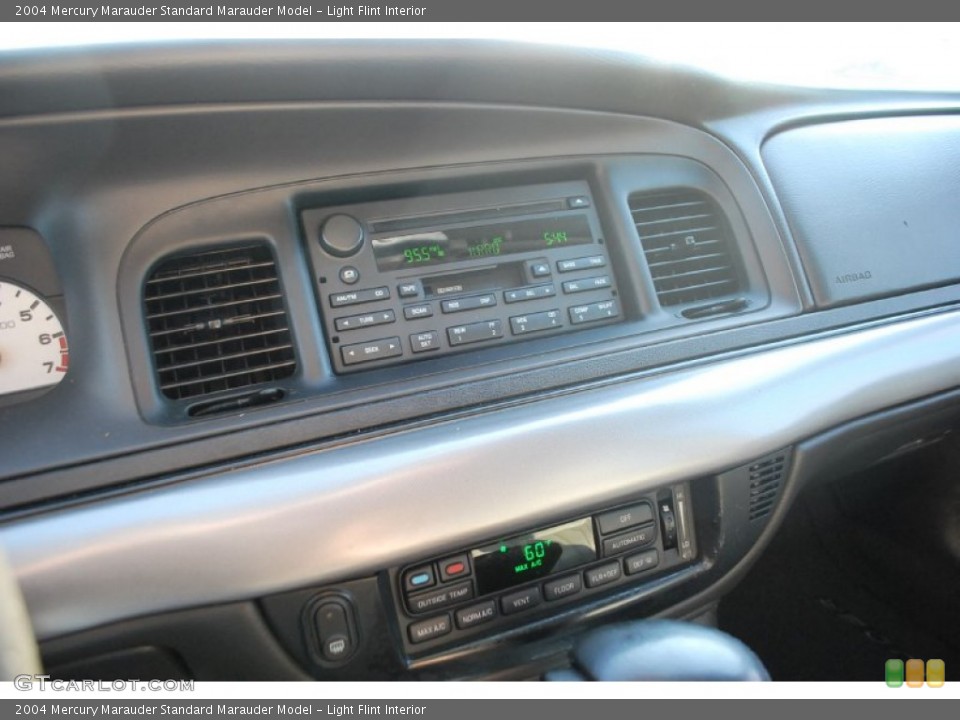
xmin=0 ymin=280 xmax=68 ymax=397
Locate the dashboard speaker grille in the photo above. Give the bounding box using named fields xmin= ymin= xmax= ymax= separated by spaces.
xmin=747 ymin=454 xmax=787 ymax=521
xmin=144 ymin=244 xmax=296 ymax=401
xmin=629 ymin=189 xmax=742 ymax=308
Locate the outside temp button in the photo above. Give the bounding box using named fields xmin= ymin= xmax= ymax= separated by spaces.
xmin=320 ymin=214 xmax=364 ymax=257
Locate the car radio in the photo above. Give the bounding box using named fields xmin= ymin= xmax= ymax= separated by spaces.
xmin=301 ymin=181 xmax=623 ymax=374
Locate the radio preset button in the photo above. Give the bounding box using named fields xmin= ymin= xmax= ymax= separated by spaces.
xmin=585 ymin=562 xmax=622 ymax=588
xmin=441 ymin=294 xmax=497 ymax=313
xmin=504 ymin=284 xmax=556 ymax=304
xmin=329 ymin=286 xmax=391 ymax=308
xmin=569 ymin=300 xmax=619 ymax=325
xmin=407 ymin=582 xmax=474 ymax=614
xmin=543 ymin=574 xmax=583 ymax=602
xmin=455 ymin=600 xmax=497 ymax=630
xmin=410 ymin=331 xmax=440 ymax=354
xmin=500 ymin=586 xmax=543 ymax=615
xmin=334 ymin=309 xmax=396 ymax=332
xmin=447 ymin=320 xmax=503 ymax=346
xmin=562 ymin=275 xmax=612 ymax=294
xmin=340 ymin=337 xmax=402 ymax=366
xmin=557 ymin=255 xmax=606 ymax=273
xmin=602 ymin=525 xmax=656 ymax=557
xmin=339 ymin=266 xmax=360 ymax=285
xmin=510 ymin=309 xmax=562 ymax=336
xmin=408 ymin=615 xmax=451 ymax=644
xmin=625 ymin=549 xmax=660 ymax=576
xmin=403 ymin=304 xmax=434 ymax=320
xmin=596 ymin=502 xmax=655 ymax=536
xmin=398 ymin=282 xmax=421 ymax=298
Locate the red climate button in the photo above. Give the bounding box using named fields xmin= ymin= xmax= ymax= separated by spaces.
xmin=439 ymin=554 xmax=470 ymax=582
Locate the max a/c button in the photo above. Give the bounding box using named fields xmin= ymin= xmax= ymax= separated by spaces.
xmin=408 ymin=615 xmax=451 ymax=644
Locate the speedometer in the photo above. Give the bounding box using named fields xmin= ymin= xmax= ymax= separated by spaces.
xmin=0 ymin=280 xmax=69 ymax=397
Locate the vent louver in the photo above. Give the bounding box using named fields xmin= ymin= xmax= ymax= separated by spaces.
xmin=629 ymin=189 xmax=743 ymax=308
xmin=748 ymin=454 xmax=787 ymax=521
xmin=144 ymin=244 xmax=296 ymax=401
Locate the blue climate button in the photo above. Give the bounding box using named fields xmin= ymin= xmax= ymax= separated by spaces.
xmin=403 ymin=564 xmax=436 ymax=593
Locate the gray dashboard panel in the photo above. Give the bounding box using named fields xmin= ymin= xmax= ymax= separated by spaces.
xmin=2 ymin=307 xmax=959 ymax=641
xmin=0 ymin=101 xmax=795 ymax=486
xmin=764 ymin=114 xmax=960 ymax=308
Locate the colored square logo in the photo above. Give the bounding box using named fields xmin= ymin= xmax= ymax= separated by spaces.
xmin=906 ymin=658 xmax=925 ymax=687
xmin=885 ymin=659 xmax=904 ymax=687
xmin=926 ymin=659 xmax=945 ymax=688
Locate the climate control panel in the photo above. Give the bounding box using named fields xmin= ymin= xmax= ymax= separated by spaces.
xmin=388 ymin=482 xmax=697 ymax=656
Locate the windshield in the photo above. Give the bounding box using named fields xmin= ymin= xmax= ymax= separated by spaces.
xmin=4 ymin=21 xmax=960 ymax=91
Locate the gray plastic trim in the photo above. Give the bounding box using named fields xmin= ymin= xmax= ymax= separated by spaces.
xmin=2 ymin=308 xmax=960 ymax=641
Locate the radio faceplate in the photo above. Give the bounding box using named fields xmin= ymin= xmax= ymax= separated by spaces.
xmin=301 ymin=182 xmax=624 ymax=374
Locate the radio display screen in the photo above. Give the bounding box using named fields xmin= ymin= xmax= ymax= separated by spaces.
xmin=470 ymin=518 xmax=597 ymax=595
xmin=371 ymin=214 xmax=593 ymax=272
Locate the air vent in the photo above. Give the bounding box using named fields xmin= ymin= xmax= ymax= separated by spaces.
xmin=144 ymin=244 xmax=296 ymax=402
xmin=629 ymin=189 xmax=743 ymax=308
xmin=747 ymin=454 xmax=787 ymax=522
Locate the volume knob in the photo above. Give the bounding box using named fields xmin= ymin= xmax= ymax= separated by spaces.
xmin=320 ymin=214 xmax=364 ymax=258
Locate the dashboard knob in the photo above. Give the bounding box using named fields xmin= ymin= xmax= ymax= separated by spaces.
xmin=320 ymin=214 xmax=364 ymax=258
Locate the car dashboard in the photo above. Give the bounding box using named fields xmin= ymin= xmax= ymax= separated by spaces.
xmin=1 ymin=40 xmax=960 ymax=681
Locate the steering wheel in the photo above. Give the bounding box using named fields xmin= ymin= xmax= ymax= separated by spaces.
xmin=0 ymin=547 xmax=42 ymax=680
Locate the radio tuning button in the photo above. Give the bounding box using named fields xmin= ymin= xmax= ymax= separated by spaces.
xmin=320 ymin=214 xmax=364 ymax=258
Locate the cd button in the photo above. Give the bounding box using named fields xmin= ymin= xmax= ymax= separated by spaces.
xmin=567 ymin=195 xmax=591 ymax=209
xmin=329 ymin=286 xmax=391 ymax=307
